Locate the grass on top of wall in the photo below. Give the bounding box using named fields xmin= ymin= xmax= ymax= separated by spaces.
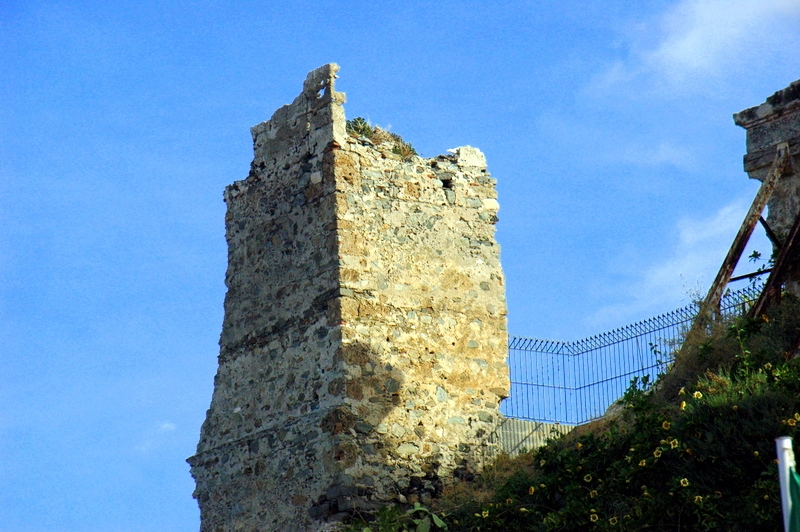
xmin=346 ymin=117 xmax=417 ymax=160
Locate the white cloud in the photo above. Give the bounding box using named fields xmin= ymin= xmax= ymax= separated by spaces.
xmin=593 ymin=0 xmax=800 ymax=92
xmin=586 ymin=197 xmax=770 ymax=330
xmin=616 ymin=141 xmax=697 ymax=170
xmin=134 ymin=421 xmax=177 ymax=453
xmin=535 ymin=112 xmax=697 ymax=171
xmin=649 ymin=0 xmax=800 ymax=78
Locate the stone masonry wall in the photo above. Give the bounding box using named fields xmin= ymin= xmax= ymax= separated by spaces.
xmin=188 ymin=64 xmax=509 ymax=531
xmin=734 ymin=80 xmax=800 ymax=239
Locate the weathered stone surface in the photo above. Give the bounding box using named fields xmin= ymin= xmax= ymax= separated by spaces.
xmin=735 ymin=80 xmax=800 ymax=240
xmin=189 ymin=64 xmax=509 ymax=531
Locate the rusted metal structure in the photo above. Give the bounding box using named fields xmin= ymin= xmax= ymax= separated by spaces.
xmin=701 ymin=142 xmax=792 ymax=315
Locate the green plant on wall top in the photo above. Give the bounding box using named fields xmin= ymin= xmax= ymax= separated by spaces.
xmin=346 ymin=117 xmax=417 ymax=160
xmin=346 ymin=116 xmax=374 ymax=138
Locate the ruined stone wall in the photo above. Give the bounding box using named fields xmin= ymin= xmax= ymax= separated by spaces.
xmin=189 ymin=64 xmax=509 ymax=531
xmin=734 ymin=80 xmax=800 ymax=238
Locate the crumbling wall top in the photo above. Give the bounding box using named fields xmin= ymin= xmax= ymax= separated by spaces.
xmin=448 ymin=145 xmax=488 ymax=169
xmin=238 ymin=63 xmax=346 ymax=188
xmin=734 ymin=80 xmax=800 ymax=128
xmin=734 ymin=79 xmax=800 ymax=164
xmin=301 ymin=63 xmax=342 ymax=101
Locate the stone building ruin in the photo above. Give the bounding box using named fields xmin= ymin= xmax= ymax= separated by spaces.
xmin=188 ymin=64 xmax=510 ymax=531
xmin=735 ymin=79 xmax=800 ymax=272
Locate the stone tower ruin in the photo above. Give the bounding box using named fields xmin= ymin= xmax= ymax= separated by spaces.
xmin=188 ymin=64 xmax=509 ymax=531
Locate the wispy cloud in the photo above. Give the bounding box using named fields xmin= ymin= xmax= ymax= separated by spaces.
xmin=535 ymin=112 xmax=697 ymax=171
xmin=586 ymin=197 xmax=769 ymax=330
xmin=593 ymin=0 xmax=800 ymax=93
xmin=615 ymin=140 xmax=697 ymax=170
xmin=135 ymin=421 xmax=178 ymax=453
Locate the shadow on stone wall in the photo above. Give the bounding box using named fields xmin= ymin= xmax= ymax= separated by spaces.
xmin=308 ymin=337 xmax=456 ymax=521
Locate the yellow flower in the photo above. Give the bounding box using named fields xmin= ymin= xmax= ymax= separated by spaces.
xmin=590 ymin=490 xmax=598 ymax=498
xmin=576 ymin=442 xmax=583 ymax=450
xmin=482 ymin=510 xmax=489 ymax=518
xmin=788 ymin=418 xmax=796 ymax=427
xmin=519 ymin=508 xmax=529 ymax=513
xmin=754 ymin=451 xmax=760 ymax=457
xmin=669 ymin=439 xmax=679 ymax=449
xmin=765 ymin=363 xmax=772 ymax=370
xmin=609 ymin=516 xmax=618 ymax=525
xmin=679 ymin=387 xmax=686 ymax=396
xmin=693 ymin=391 xmax=703 ymax=399
xmin=584 ymin=474 xmax=592 ymax=483
xmin=680 ymin=401 xmax=686 ymax=410
xmin=506 ymin=498 xmax=513 ymax=505
xmin=680 ymin=478 xmax=689 ymax=487
xmin=540 ymin=460 xmax=546 ymax=467
xmin=653 ymin=449 xmax=662 ymax=458
xmin=662 ymin=421 xmax=671 ymax=430
xmin=733 ymin=405 xmax=738 ymax=410
xmin=625 ymin=455 xmax=632 ymax=463
xmin=539 ymin=484 xmax=546 ymax=489
xmin=639 ymin=460 xmax=647 ymax=467
xmin=528 ymin=486 xmax=535 ymax=495
xmin=694 ymin=495 xmax=703 ymax=505
xmin=590 ymin=513 xmax=599 ymax=522
xmin=795 ymin=413 xmax=800 ymax=421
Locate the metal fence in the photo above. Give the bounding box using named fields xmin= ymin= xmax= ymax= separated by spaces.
xmin=502 ymin=283 xmax=763 ymax=426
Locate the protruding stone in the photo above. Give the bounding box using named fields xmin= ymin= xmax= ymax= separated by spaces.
xmin=448 ymin=145 xmax=487 ymax=169
xmin=397 ymin=443 xmax=420 ymax=456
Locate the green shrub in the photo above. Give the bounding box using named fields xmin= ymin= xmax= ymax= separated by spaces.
xmin=345 ymin=117 xmax=417 ymax=160
xmin=343 ymin=502 xmax=448 ymax=532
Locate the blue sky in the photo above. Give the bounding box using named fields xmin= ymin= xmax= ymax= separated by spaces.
xmin=2 ymin=1 xmax=799 ymax=530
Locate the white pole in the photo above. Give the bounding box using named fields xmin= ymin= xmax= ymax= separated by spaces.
xmin=777 ymin=436 xmax=795 ymax=532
